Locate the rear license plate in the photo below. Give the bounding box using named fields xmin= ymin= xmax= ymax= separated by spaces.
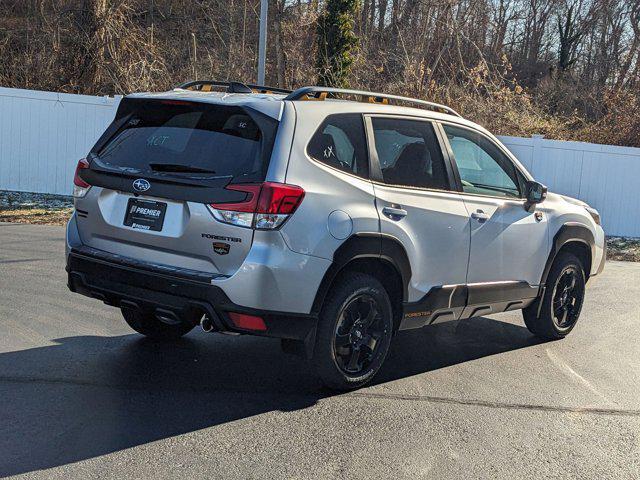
xmin=124 ymin=198 xmax=167 ymax=231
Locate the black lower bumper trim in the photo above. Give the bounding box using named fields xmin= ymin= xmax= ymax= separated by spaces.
xmin=67 ymin=247 xmax=317 ymax=341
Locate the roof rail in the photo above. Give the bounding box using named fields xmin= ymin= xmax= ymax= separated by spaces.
xmin=284 ymin=86 xmax=462 ymax=117
xmin=176 ymin=80 xmax=293 ymax=95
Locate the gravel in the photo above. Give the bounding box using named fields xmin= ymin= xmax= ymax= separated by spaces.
xmin=0 ymin=190 xmax=73 ymax=210
xmin=606 ymin=236 xmax=640 ymax=262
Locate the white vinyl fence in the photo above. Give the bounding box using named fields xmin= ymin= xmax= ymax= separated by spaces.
xmin=500 ymin=135 xmax=640 ymax=238
xmin=0 ymin=87 xmax=639 ymax=237
xmin=0 ymin=87 xmax=121 ymax=196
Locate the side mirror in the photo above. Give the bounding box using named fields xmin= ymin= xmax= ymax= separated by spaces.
xmin=525 ymin=180 xmax=547 ymax=210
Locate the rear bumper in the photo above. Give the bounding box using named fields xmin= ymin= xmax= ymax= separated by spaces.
xmin=66 ymin=245 xmax=317 ymax=341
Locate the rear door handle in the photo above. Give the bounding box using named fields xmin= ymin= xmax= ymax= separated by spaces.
xmin=470 ymin=210 xmax=489 ymax=222
xmin=382 ymin=206 xmax=408 ymax=220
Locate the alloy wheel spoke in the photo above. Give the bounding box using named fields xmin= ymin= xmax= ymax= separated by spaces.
xmin=346 ymin=347 xmax=361 ymax=371
xmin=558 ymin=306 xmax=568 ymax=325
xmin=552 ymin=268 xmax=584 ymax=327
xmin=335 ymin=332 xmax=351 ymax=349
xmin=345 ymin=309 xmax=357 ymax=328
xmin=334 ymin=294 xmax=385 ymax=375
xmin=364 ymin=334 xmax=378 ymax=352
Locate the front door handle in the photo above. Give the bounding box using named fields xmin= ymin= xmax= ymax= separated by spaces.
xmin=382 ymin=206 xmax=408 ymax=220
xmin=471 ymin=210 xmax=489 ymax=223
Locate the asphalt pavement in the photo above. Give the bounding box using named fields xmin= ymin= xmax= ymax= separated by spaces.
xmin=0 ymin=223 xmax=638 ymax=479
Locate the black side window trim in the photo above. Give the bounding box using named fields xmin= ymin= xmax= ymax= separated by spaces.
xmin=363 ymin=114 xmax=458 ymax=193
xmin=438 ymin=121 xmax=530 ymax=199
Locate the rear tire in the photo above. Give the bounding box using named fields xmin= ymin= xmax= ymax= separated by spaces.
xmin=523 ymin=252 xmax=586 ymax=339
xmin=312 ymin=273 xmax=394 ymax=391
xmin=121 ymin=308 xmax=195 ymax=340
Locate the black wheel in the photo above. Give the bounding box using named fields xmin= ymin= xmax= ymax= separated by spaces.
xmin=523 ymin=252 xmax=586 ymax=339
xmin=121 ymin=308 xmax=195 ymax=340
xmin=312 ymin=272 xmax=394 ymax=390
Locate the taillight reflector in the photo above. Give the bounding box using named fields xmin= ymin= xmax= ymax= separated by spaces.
xmin=74 ymin=158 xmax=90 ymax=188
xmin=228 ymin=312 xmax=267 ymax=331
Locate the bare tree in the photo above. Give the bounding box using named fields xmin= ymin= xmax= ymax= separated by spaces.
xmin=2 ymin=0 xmax=640 ymax=145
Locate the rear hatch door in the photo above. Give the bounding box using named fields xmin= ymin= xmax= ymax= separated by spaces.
xmin=74 ymin=97 xmax=280 ymax=275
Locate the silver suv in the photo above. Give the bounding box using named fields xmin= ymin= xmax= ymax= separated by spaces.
xmin=66 ymin=81 xmax=605 ymax=389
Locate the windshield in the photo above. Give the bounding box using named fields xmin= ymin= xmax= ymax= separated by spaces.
xmin=94 ymin=98 xmax=279 ymax=182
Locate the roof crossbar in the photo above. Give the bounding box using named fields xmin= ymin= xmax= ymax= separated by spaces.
xmin=176 ymin=80 xmax=293 ymax=95
xmin=285 ymin=86 xmax=462 ymax=117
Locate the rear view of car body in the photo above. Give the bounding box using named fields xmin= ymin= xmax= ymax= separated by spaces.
xmin=66 ymin=92 xmax=331 ymax=340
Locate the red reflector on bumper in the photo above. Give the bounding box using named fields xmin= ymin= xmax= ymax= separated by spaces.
xmin=228 ymin=312 xmax=267 ymax=331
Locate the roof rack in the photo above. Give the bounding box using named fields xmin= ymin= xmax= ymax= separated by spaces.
xmin=284 ymin=86 xmax=462 ymax=117
xmin=176 ymin=80 xmax=293 ymax=95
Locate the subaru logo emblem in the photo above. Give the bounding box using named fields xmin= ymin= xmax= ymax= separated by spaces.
xmin=133 ymin=178 xmax=150 ymax=192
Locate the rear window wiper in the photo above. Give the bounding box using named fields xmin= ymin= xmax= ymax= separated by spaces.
xmin=148 ymin=163 xmax=216 ymax=174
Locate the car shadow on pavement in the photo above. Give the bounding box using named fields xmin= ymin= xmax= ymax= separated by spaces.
xmin=0 ymin=316 xmax=541 ymax=476
xmin=375 ymin=315 xmax=545 ymax=384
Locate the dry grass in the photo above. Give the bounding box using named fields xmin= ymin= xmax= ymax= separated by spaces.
xmin=0 ymin=208 xmax=73 ymax=226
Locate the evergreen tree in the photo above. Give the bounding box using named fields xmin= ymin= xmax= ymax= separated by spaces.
xmin=316 ymin=0 xmax=360 ymax=87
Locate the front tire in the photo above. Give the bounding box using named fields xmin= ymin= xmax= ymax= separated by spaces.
xmin=121 ymin=308 xmax=195 ymax=340
xmin=312 ymin=273 xmax=394 ymax=390
xmin=523 ymin=252 xmax=586 ymax=339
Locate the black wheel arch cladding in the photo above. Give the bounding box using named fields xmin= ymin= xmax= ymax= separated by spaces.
xmin=541 ymin=223 xmax=595 ymax=286
xmin=311 ymin=233 xmax=411 ymax=316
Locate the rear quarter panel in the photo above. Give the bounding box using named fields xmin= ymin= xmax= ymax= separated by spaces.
xmin=279 ymin=103 xmax=379 ymax=260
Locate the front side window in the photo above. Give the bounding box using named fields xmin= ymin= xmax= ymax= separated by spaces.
xmin=307 ymin=114 xmax=369 ymax=178
xmin=371 ymin=117 xmax=449 ymax=190
xmin=443 ymin=124 xmax=522 ymax=198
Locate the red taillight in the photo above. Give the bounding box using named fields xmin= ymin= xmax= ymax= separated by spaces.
xmin=213 ymin=184 xmax=262 ymax=213
xmin=256 ymin=182 xmax=305 ymax=214
xmin=73 ymin=158 xmax=92 ymax=198
xmin=228 ymin=312 xmax=267 ymax=331
xmin=208 ymin=182 xmax=305 ymax=229
xmin=73 ymin=158 xmax=90 ymax=188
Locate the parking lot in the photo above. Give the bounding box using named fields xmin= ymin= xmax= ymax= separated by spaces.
xmin=0 ymin=222 xmax=638 ymax=479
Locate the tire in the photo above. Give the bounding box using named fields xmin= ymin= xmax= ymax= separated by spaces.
xmin=312 ymin=272 xmax=394 ymax=390
xmin=121 ymin=308 xmax=195 ymax=340
xmin=523 ymin=252 xmax=586 ymax=339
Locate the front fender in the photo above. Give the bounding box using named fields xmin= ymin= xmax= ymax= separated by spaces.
xmin=540 ymin=223 xmax=595 ymax=286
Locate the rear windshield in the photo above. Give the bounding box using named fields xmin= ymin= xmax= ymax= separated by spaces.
xmin=93 ymin=98 xmax=279 ymax=182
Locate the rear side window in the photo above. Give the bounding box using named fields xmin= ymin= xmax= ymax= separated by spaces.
xmin=371 ymin=117 xmax=449 ymax=190
xmin=307 ymin=114 xmax=369 ymax=178
xmin=94 ymin=99 xmax=278 ymax=182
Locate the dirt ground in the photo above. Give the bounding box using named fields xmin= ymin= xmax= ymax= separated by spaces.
xmin=0 ymin=208 xmax=73 ymax=225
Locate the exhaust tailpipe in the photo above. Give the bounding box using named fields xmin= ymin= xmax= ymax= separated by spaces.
xmin=200 ymin=315 xmax=215 ymax=333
